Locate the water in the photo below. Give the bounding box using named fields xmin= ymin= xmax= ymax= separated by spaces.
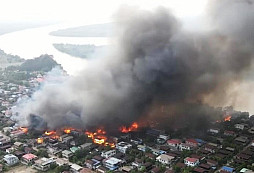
xmin=0 ymin=23 xmax=110 ymax=75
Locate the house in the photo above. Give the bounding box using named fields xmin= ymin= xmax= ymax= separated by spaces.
xmin=130 ymin=138 xmax=142 ymax=145
xmin=32 ymin=157 xmax=55 ymax=171
xmin=149 ymin=147 xmax=166 ymax=156
xmin=240 ymin=168 xmax=254 ymax=173
xmin=235 ymin=136 xmax=249 ymax=144
xmin=62 ymin=136 xmax=74 ymax=144
xmin=179 ymin=143 xmax=193 ymax=151
xmin=159 ymin=134 xmax=169 ymax=141
xmin=14 ymin=151 xmax=25 ymax=159
xmin=96 ymin=166 xmax=108 ymax=173
xmin=132 ymin=158 xmax=143 ymax=168
xmin=199 ymin=163 xmax=211 ymax=170
xmin=93 ymin=155 xmax=104 ymax=163
xmin=79 ymin=143 xmax=92 ymax=150
xmin=190 ymin=154 xmax=203 ymax=161
xmin=236 ymin=153 xmax=251 ymax=160
xmin=193 ymin=167 xmax=207 ymax=173
xmin=167 ymin=139 xmax=181 ymax=149
xmin=47 ymin=147 xmax=61 ymax=155
xmin=104 ymin=157 xmax=122 ymax=171
xmin=62 ymin=150 xmax=73 ymax=159
xmin=248 ymin=127 xmax=254 ymax=134
xmin=6 ymin=147 xmax=14 ymax=153
xmin=235 ymin=123 xmax=247 ymax=130
xmin=184 ymin=157 xmax=199 ymax=167
xmin=101 ymin=150 xmax=116 ymax=158
xmin=85 ymin=159 xmax=100 ymax=170
xmin=80 ymin=168 xmax=96 ymax=173
xmin=121 ymin=166 xmax=134 ymax=172
xmin=141 ymin=162 xmax=153 ymax=172
xmin=186 ymin=139 xmax=198 ymax=147
xmin=204 ymin=144 xmax=216 ymax=153
xmin=70 ymin=164 xmax=83 ymax=173
xmin=221 ymin=166 xmax=234 ymax=173
xmin=21 ymin=153 xmax=37 ymax=165
xmin=116 ymin=142 xmax=132 ymax=153
xmin=157 ymin=134 xmax=169 ymax=144
xmin=13 ymin=141 xmax=24 ymax=149
xmin=3 ymin=154 xmax=19 ymax=166
xmin=208 ymin=128 xmax=220 ymax=134
xmin=137 ymin=145 xmax=147 ymax=152
xmin=195 ymin=139 xmax=206 ymax=146
xmin=54 ymin=157 xmax=69 ymax=166
xmin=145 ymin=153 xmax=156 ymax=160
xmin=70 ymin=146 xmax=79 ymax=153
xmin=156 ymin=154 xmax=175 ymax=165
xmin=224 ymin=130 xmax=236 ymax=137
xmin=225 ymin=147 xmax=235 ymax=153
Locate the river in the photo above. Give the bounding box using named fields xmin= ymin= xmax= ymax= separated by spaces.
xmin=0 ymin=23 xmax=110 ymax=75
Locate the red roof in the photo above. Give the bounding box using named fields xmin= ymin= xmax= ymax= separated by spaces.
xmin=185 ymin=157 xmax=199 ymax=163
xmin=224 ymin=130 xmax=235 ymax=134
xmin=22 ymin=153 xmax=37 ymax=160
xmin=167 ymin=139 xmax=181 ymax=145
xmin=186 ymin=139 xmax=198 ymax=144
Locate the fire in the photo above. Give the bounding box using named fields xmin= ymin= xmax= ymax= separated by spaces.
xmin=44 ymin=131 xmax=56 ymax=136
xmin=51 ymin=135 xmax=60 ymax=139
xmin=224 ymin=115 xmax=232 ymax=122
xmin=20 ymin=127 xmax=28 ymax=133
xmin=63 ymin=127 xmax=74 ymax=134
xmin=120 ymin=122 xmax=139 ymax=133
xmin=37 ymin=138 xmax=43 ymax=144
xmin=64 ymin=129 xmax=71 ymax=134
xmin=85 ymin=129 xmax=115 ymax=148
xmin=94 ymin=136 xmax=106 ymax=145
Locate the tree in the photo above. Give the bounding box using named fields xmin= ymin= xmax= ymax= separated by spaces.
xmin=35 ymin=149 xmax=49 ymax=158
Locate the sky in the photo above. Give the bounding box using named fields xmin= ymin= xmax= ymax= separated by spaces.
xmin=0 ymin=0 xmax=209 ymax=24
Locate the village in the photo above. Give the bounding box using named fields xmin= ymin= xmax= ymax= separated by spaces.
xmin=0 ymin=68 xmax=253 ymax=173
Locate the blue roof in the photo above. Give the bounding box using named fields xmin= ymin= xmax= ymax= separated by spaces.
xmin=222 ymin=166 xmax=234 ymax=172
xmin=195 ymin=139 xmax=205 ymax=144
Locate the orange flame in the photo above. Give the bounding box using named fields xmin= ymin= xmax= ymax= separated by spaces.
xmin=224 ymin=115 xmax=232 ymax=122
xmin=85 ymin=129 xmax=115 ymax=148
xmin=51 ymin=135 xmax=60 ymax=139
xmin=63 ymin=127 xmax=74 ymax=134
xmin=45 ymin=131 xmax=56 ymax=136
xmin=37 ymin=138 xmax=43 ymax=144
xmin=20 ymin=127 xmax=28 ymax=133
xmin=120 ymin=122 xmax=139 ymax=133
xmin=64 ymin=129 xmax=71 ymax=134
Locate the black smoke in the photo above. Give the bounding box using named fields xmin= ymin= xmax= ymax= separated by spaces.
xmin=13 ymin=1 xmax=254 ymax=131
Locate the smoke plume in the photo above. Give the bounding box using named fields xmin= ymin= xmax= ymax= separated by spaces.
xmin=13 ymin=0 xmax=254 ymax=130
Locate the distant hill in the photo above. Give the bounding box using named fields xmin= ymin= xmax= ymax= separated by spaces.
xmin=0 ymin=49 xmax=24 ymax=68
xmin=53 ymin=43 xmax=107 ymax=59
xmin=0 ymin=22 xmax=57 ymax=36
xmin=50 ymin=23 xmax=113 ymax=37
xmin=19 ymin=54 xmax=59 ymax=72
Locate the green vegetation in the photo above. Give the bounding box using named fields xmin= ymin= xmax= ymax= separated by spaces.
xmin=19 ymin=54 xmax=59 ymax=72
xmin=0 ymin=49 xmax=24 ymax=68
xmin=35 ymin=149 xmax=49 ymax=158
xmin=69 ymin=148 xmax=89 ymax=164
xmin=53 ymin=43 xmax=106 ymax=59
